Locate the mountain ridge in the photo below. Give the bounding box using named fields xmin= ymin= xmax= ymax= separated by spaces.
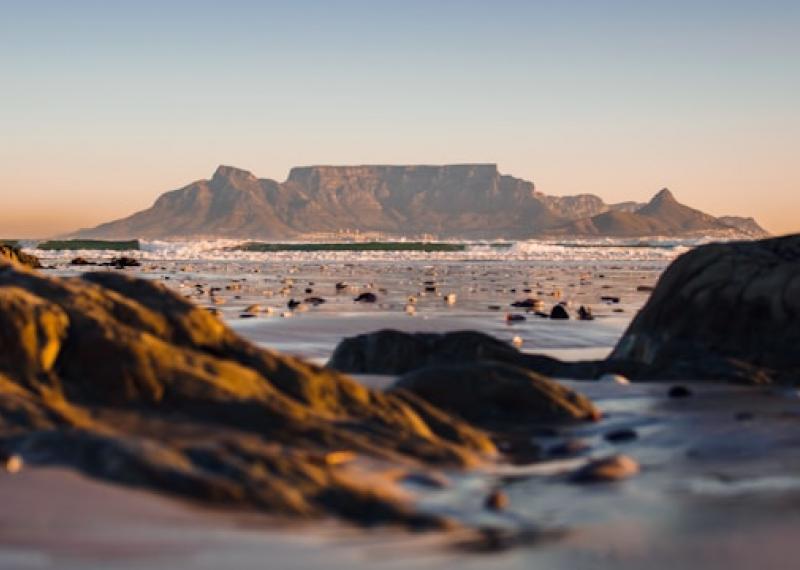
xmin=72 ymin=165 xmax=768 ymax=240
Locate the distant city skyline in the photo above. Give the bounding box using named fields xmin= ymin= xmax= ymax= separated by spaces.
xmin=1 ymin=0 xmax=798 ymax=237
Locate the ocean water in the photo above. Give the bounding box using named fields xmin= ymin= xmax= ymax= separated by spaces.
xmin=29 ymin=237 xmax=718 ymax=264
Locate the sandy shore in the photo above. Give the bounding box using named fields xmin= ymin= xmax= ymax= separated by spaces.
xmin=3 ymin=256 xmax=799 ymax=569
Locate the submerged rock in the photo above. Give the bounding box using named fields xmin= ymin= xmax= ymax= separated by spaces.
xmin=0 ymin=261 xmax=496 ymax=526
xmin=610 ymin=235 xmax=800 ymax=384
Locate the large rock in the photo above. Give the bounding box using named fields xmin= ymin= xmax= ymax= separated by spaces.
xmin=328 ymin=329 xmax=525 ymax=374
xmin=610 ymin=235 xmax=800 ymax=384
xmin=391 ymin=362 xmax=600 ymax=430
xmin=328 ymin=329 xmax=606 ymax=379
xmin=0 ymin=245 xmax=41 ymax=269
xmin=0 ymin=262 xmax=496 ymax=526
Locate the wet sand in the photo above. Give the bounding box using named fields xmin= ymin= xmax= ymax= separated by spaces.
xmin=4 ymin=255 xmax=800 ymax=569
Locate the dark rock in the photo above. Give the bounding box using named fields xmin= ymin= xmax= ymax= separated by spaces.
xmin=600 ymin=296 xmax=620 ymax=304
xmin=102 ymin=256 xmax=141 ymax=269
xmin=578 ymin=306 xmax=594 ymax=321
xmin=549 ymin=305 xmax=570 ymax=320
xmin=304 ymin=296 xmax=326 ymax=306
xmin=287 ymin=298 xmax=302 ymax=310
xmin=485 ymin=489 xmax=509 ymax=511
xmin=604 ymin=428 xmax=638 ymax=443
xmin=668 ymin=385 xmax=692 ymax=398
xmin=327 ymin=329 xmax=613 ymax=380
xmin=636 ymin=285 xmax=655 ymax=292
xmin=335 ymin=282 xmax=348 ymax=291
xmin=390 ymin=362 xmax=600 ymax=430
xmin=70 ymin=257 xmax=94 ymax=266
xmin=329 ymin=330 xmax=523 ymax=375
xmin=354 ymin=292 xmax=377 ymax=303
xmin=506 ymin=313 xmax=526 ymax=322
xmin=510 ymin=298 xmax=543 ymax=310
xmin=609 ymin=235 xmax=800 ymax=384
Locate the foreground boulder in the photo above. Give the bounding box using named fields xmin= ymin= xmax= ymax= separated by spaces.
xmin=610 ymin=235 xmax=800 ymax=384
xmin=0 ymin=259 xmax=496 ymax=526
xmin=0 ymin=245 xmax=41 ymax=269
xmin=391 ymin=363 xmax=600 ymax=429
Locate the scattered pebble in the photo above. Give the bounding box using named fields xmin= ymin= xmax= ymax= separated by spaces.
xmin=354 ymin=292 xmax=378 ymax=303
xmin=1 ymin=453 xmax=22 ymax=474
xmin=668 ymin=385 xmax=693 ymax=398
xmin=485 ymin=489 xmax=509 ymax=511
xmin=511 ymin=336 xmax=523 ymax=348
xmin=604 ymin=428 xmax=638 ymax=443
xmin=571 ymin=454 xmax=639 ymax=483
xmin=598 ymin=373 xmax=630 ymax=385
xmin=548 ymin=439 xmax=591 ymax=458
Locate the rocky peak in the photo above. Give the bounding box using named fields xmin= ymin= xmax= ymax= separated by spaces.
xmin=211 ymin=165 xmax=258 ymax=185
xmin=649 ymin=188 xmax=677 ymax=205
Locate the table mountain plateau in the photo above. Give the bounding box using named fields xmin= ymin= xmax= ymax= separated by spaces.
xmin=72 ymin=165 xmax=767 ymax=240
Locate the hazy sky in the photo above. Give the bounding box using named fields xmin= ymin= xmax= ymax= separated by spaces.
xmin=1 ymin=0 xmax=798 ymax=237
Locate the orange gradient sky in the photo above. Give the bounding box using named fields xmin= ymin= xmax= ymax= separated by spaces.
xmin=1 ymin=1 xmax=798 ymax=238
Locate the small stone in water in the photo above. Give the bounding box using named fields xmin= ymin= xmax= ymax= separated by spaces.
xmin=571 ymin=454 xmax=639 ymax=483
xmin=604 ymin=428 xmax=638 ymax=443
xmin=668 ymin=385 xmax=692 ymax=398
xmin=485 ymin=489 xmax=509 ymax=511
xmin=2 ymin=453 xmax=22 ymax=474
xmin=598 ymin=373 xmax=630 ymax=385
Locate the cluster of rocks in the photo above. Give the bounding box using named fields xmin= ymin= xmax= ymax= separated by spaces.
xmin=70 ymin=256 xmax=141 ymax=268
xmin=505 ymin=297 xmax=595 ymax=322
xmin=331 ymin=235 xmax=800 ymax=386
xmin=0 ymin=253 xmax=604 ymax=527
xmin=1 ymin=234 xmax=793 ymax=529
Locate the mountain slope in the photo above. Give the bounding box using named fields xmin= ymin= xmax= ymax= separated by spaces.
xmin=548 ymin=188 xmax=746 ymax=237
xmin=75 ymin=164 xmax=566 ymax=239
xmin=73 ymin=166 xmax=766 ymax=240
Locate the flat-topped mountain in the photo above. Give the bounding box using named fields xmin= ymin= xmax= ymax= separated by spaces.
xmin=73 ymin=165 xmax=768 ymax=240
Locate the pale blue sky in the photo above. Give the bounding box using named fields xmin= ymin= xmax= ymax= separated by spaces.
xmin=1 ymin=0 xmax=798 ymax=236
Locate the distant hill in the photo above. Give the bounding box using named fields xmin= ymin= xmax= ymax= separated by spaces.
xmin=73 ymin=165 xmax=768 ymax=240
xmin=548 ymin=188 xmax=769 ymax=238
